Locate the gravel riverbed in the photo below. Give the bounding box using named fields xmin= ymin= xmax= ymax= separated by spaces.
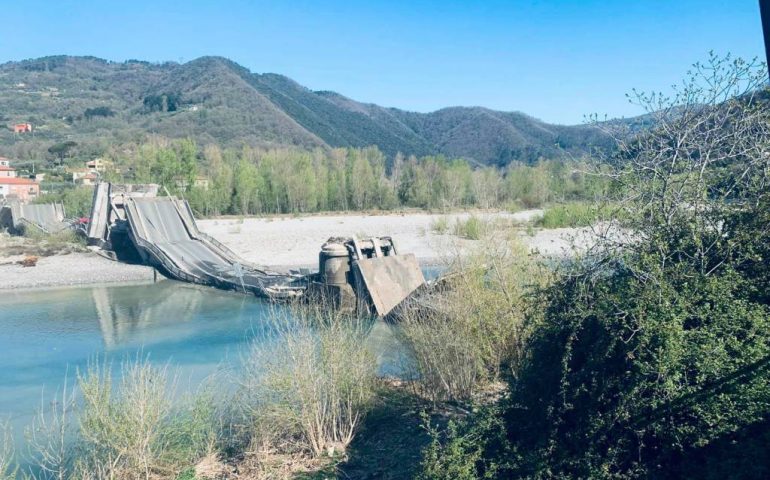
xmin=0 ymin=252 xmax=156 ymax=290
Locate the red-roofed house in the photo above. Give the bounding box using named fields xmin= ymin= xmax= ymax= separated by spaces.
xmin=12 ymin=123 xmax=32 ymax=134
xmin=79 ymin=173 xmax=98 ymax=186
xmin=0 ymin=177 xmax=39 ymax=202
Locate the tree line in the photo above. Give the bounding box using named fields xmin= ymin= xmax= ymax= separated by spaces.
xmin=103 ymin=138 xmax=610 ymax=216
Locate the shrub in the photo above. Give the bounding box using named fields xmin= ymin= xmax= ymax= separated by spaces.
xmin=536 ymin=202 xmax=607 ymax=228
xmin=8 ymin=358 xmax=219 ymax=480
xmin=419 ymin=420 xmax=482 ymax=480
xmin=398 ymin=305 xmax=483 ymax=403
xmin=419 ymin=408 xmax=510 ymax=480
xmin=508 ymin=259 xmax=770 ymax=477
xmin=399 ymin=238 xmax=548 ymax=403
xmin=74 ymin=359 xmax=176 ymax=479
xmin=430 ymin=216 xmax=450 ymax=235
xmin=24 ymin=378 xmax=77 ymax=480
xmin=419 ymin=54 xmax=770 ymax=478
xmin=161 ymin=387 xmax=219 ymax=467
xmin=238 ymin=305 xmax=377 ymax=458
xmin=84 ymin=107 xmax=115 ymax=119
xmin=452 ymin=216 xmax=484 ymax=240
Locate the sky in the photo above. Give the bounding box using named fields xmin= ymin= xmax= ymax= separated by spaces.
xmin=0 ymin=0 xmax=765 ymax=124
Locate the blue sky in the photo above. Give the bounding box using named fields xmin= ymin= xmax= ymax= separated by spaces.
xmin=0 ymin=1 xmax=764 ymax=124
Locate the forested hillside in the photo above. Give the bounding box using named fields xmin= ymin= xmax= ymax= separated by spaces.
xmin=0 ymin=55 xmax=614 ymax=165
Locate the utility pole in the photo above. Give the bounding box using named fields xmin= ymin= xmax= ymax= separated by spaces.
xmin=760 ymin=0 xmax=770 ymax=81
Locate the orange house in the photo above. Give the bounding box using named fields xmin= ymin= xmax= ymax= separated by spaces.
xmin=12 ymin=123 xmax=32 ymax=133
xmin=0 ymin=177 xmax=39 ymax=202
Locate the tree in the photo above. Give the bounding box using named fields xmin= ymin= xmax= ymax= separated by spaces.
xmin=177 ymin=138 xmax=198 ymax=192
xmin=84 ymin=106 xmax=115 ymax=119
xmin=233 ymin=158 xmax=258 ymax=214
xmin=48 ymin=141 xmax=78 ymax=166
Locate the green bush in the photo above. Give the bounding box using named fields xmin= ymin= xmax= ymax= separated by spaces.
xmin=536 ymin=202 xmax=608 ymax=228
xmin=453 ymin=216 xmax=485 ymax=240
xmin=419 ymin=408 xmax=511 ymax=480
xmin=35 ymin=186 xmax=94 ymax=218
xmin=507 ymin=260 xmax=770 ymax=477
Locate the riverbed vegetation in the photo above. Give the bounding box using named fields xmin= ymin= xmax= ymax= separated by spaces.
xmin=0 ymin=229 xmax=86 ymax=258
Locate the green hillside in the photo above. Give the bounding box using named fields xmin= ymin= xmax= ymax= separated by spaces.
xmin=0 ymin=55 xmax=614 ymax=164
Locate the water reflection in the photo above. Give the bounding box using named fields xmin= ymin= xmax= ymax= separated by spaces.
xmin=91 ymin=281 xmax=204 ymax=348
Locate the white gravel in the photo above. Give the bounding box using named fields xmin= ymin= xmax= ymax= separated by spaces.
xmin=197 ymin=210 xmax=585 ymax=269
xmin=0 ymin=252 xmax=156 ymax=290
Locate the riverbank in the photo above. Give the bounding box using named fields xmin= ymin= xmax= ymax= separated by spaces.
xmin=0 ymin=252 xmax=156 ymax=290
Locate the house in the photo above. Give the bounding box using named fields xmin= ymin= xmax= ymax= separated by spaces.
xmin=77 ymin=173 xmax=98 ymax=186
xmin=0 ymin=177 xmax=39 ymax=202
xmin=0 ymin=157 xmax=18 ymax=178
xmin=72 ymin=161 xmax=102 ymax=185
xmin=86 ymin=158 xmax=109 ymax=172
xmin=70 ymin=168 xmax=91 ymax=183
xmin=0 ymin=165 xmax=17 ymax=178
xmin=175 ymin=175 xmax=211 ymax=191
xmin=12 ymin=123 xmax=32 ymax=134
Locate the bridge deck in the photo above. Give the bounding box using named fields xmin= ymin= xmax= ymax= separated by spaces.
xmin=123 ymin=196 xmax=304 ymax=299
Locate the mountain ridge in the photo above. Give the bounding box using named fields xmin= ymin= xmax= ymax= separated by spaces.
xmin=0 ymin=55 xmax=615 ymax=165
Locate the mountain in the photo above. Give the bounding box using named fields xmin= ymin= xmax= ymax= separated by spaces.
xmin=0 ymin=55 xmax=614 ymax=165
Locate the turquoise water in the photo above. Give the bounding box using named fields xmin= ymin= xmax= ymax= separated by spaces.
xmin=0 ymin=279 xmax=408 ymax=452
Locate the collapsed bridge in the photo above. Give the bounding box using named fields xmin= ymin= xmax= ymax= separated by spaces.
xmin=85 ymin=183 xmax=425 ymax=315
xmin=0 ymin=201 xmax=70 ymax=235
xmin=86 ymin=183 xmax=305 ymax=299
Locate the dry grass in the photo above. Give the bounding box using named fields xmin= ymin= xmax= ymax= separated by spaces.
xmin=192 ymin=453 xmax=232 ymax=479
xmin=0 ymin=230 xmax=86 ymax=258
xmin=398 ymin=233 xmax=550 ymax=403
xmin=0 ymin=420 xmax=16 ymax=480
xmin=234 ymin=444 xmax=336 ymax=480
xmin=237 ymin=305 xmax=378 ymax=463
xmin=11 ymin=358 xmax=221 ymax=480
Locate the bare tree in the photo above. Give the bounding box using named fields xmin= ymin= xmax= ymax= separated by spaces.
xmin=591 ymin=53 xmax=770 ymax=277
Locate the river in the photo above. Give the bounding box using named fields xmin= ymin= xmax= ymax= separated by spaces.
xmin=0 ymin=279 xmax=410 ymax=455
